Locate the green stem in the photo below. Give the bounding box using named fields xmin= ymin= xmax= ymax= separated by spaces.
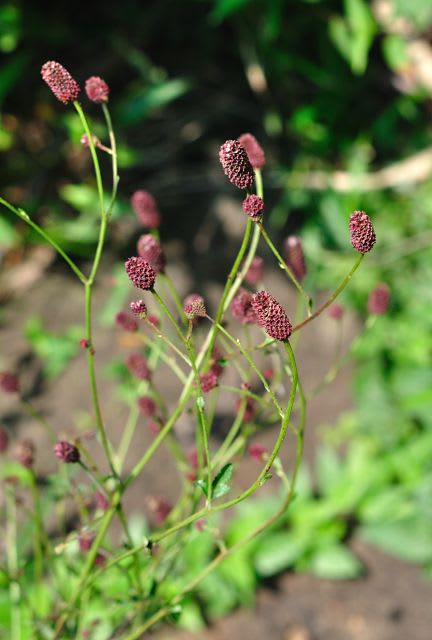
xmin=161 ymin=272 xmax=187 ymax=327
xmin=73 ymin=101 xmax=105 ymax=218
xmin=30 ymin=472 xmax=44 ymax=584
xmin=101 ymin=103 xmax=119 ymax=211
xmin=152 ymin=289 xmax=186 ymax=344
xmin=0 ymin=197 xmax=86 ymax=284
xmin=6 ymin=485 xmax=21 ymax=640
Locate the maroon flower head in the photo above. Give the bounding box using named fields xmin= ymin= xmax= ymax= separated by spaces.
xmin=368 ymin=283 xmax=390 ymax=315
xmin=137 ymin=234 xmax=166 ymax=274
xmin=284 ymin=236 xmax=306 ymax=282
xmin=249 ymin=443 xmax=267 ymax=462
xmin=131 ymin=190 xmax=161 ymax=228
xmin=130 ymin=299 xmax=147 ymax=319
xmin=137 ymin=395 xmax=156 ymax=417
xmin=0 ymin=426 xmax=9 ymax=453
xmin=54 ymin=441 xmax=80 ymax=464
xmin=251 ymin=291 xmax=292 ymax=341
xmin=15 ymin=439 xmax=35 ymax=468
xmin=94 ymin=490 xmax=109 ymax=511
xmin=264 ymin=367 xmax=274 ymax=381
xmin=126 ymin=353 xmax=151 ymax=380
xmin=41 ymin=61 xmax=80 ymax=104
xmin=85 ymin=76 xmax=109 ymax=103
xmin=349 ymin=210 xmax=376 ymax=254
xmin=219 ymin=140 xmax=254 ymax=190
xmin=210 ymin=346 xmax=225 ymax=377
xmin=231 ymin=288 xmax=257 ymax=325
xmin=115 ymin=311 xmax=138 ymax=332
xmin=245 ymin=256 xmax=264 ymax=285
xmin=238 ymin=133 xmax=265 ymax=169
xmin=147 ymin=420 xmax=160 ymax=436
xmin=183 ymin=293 xmax=207 ymax=320
xmin=328 ymin=303 xmax=344 ymax=320
xmin=79 ymin=529 xmax=95 ymax=553
xmin=0 ymin=371 xmax=19 ymax=394
xmin=125 ymin=256 xmax=156 ymax=290
xmin=200 ymin=371 xmax=218 ymax=393
xmin=79 ymin=338 xmax=90 ymax=349
xmin=242 ymin=194 xmax=264 ymax=221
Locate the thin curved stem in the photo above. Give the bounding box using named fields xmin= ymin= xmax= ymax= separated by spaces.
xmin=101 ymin=103 xmax=119 ymax=212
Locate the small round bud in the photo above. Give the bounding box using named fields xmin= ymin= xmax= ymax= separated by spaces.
xmin=80 ymin=133 xmax=101 ymax=148
xmin=349 ymin=210 xmax=376 ymax=254
xmin=115 ymin=311 xmax=138 ymax=332
xmin=137 ymin=396 xmax=156 ymax=417
xmin=54 ymin=441 xmax=80 ymax=464
xmin=126 ymin=353 xmax=151 ymax=380
xmin=219 ymin=140 xmax=254 ymax=190
xmin=85 ymin=76 xmax=109 ymax=103
xmin=183 ymin=294 xmax=207 ymax=320
xmin=125 ymin=256 xmax=156 ymax=290
xmin=328 ymin=304 xmax=344 ymax=320
xmin=137 ymin=234 xmax=166 ymax=274
xmin=131 ymin=190 xmax=161 ymax=228
xmin=130 ymin=300 xmax=147 ymax=319
xmin=231 ymin=288 xmax=257 ymax=325
xmin=0 ymin=371 xmax=19 ymax=394
xmin=238 ymin=133 xmax=265 ymax=169
xmin=245 ymin=256 xmax=264 ymax=285
xmin=79 ymin=338 xmax=90 ymax=349
xmin=242 ymin=194 xmax=264 ymax=221
xmin=41 ymin=61 xmax=80 ymax=104
xmin=368 ymin=283 xmax=390 ymax=314
xmin=284 ymin=236 xmax=306 ymax=282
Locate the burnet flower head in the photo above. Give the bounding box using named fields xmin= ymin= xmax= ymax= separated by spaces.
xmin=219 ymin=140 xmax=255 ymax=190
xmin=251 ymin=291 xmax=292 ymax=341
xmin=41 ymin=61 xmax=80 ymax=104
xmin=349 ymin=211 xmax=376 ymax=254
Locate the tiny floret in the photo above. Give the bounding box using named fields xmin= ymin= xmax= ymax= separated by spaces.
xmin=41 ymin=61 xmax=80 ymax=104
xmin=54 ymin=441 xmax=80 ymax=464
xmin=131 ymin=190 xmax=161 ymax=228
xmin=130 ymin=300 xmax=147 ymax=319
xmin=238 ymin=133 xmax=265 ymax=169
xmin=368 ymin=283 xmax=390 ymax=314
xmin=183 ymin=294 xmax=207 ymax=320
xmin=349 ymin=210 xmax=376 ymax=254
xmin=219 ymin=140 xmax=254 ymax=190
xmin=85 ymin=76 xmax=109 ymax=103
xmin=242 ymin=194 xmax=264 ymax=221
xmin=125 ymin=256 xmax=156 ymax=290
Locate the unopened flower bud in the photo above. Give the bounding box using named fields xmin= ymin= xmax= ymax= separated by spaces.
xmin=41 ymin=61 xmax=80 ymax=104
xmin=137 ymin=234 xmax=166 ymax=274
xmin=238 ymin=133 xmax=265 ymax=169
xmin=125 ymin=256 xmax=156 ymax=290
xmin=349 ymin=210 xmax=376 ymax=254
xmin=131 ymin=190 xmax=161 ymax=228
xmin=137 ymin=396 xmax=156 ymax=417
xmin=79 ymin=338 xmax=90 ymax=349
xmin=54 ymin=441 xmax=80 ymax=464
xmin=85 ymin=76 xmax=109 ymax=103
xmin=242 ymin=194 xmax=264 ymax=221
xmin=249 ymin=443 xmax=267 ymax=462
xmin=219 ymin=140 xmax=254 ymax=190
xmin=80 ymin=133 xmax=101 ymax=148
xmin=328 ymin=304 xmax=344 ymax=320
xmin=183 ymin=294 xmax=207 ymax=320
xmin=284 ymin=236 xmax=306 ymax=282
xmin=130 ymin=300 xmax=147 ymax=319
xmin=368 ymin=283 xmax=390 ymax=314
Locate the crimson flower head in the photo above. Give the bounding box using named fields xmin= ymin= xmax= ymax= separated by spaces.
xmin=238 ymin=133 xmax=265 ymax=169
xmin=137 ymin=234 xmax=166 ymax=274
xmin=137 ymin=395 xmax=156 ymax=417
xmin=243 ymin=194 xmax=264 ymax=221
xmin=54 ymin=441 xmax=80 ymax=464
xmin=131 ymin=190 xmax=161 ymax=228
xmin=249 ymin=443 xmax=267 ymax=462
xmin=251 ymin=291 xmax=292 ymax=341
xmin=130 ymin=300 xmax=147 ymax=319
xmin=115 ymin=311 xmax=138 ymax=332
xmin=245 ymin=256 xmax=264 ymax=285
xmin=200 ymin=371 xmax=218 ymax=393
xmin=219 ymin=140 xmax=254 ymax=190
xmin=41 ymin=61 xmax=80 ymax=104
xmin=231 ymin=288 xmax=257 ymax=325
xmin=126 ymin=353 xmax=151 ymax=380
xmin=284 ymin=236 xmax=306 ymax=282
xmin=125 ymin=256 xmax=156 ymax=290
xmin=0 ymin=371 xmax=19 ymax=394
xmin=183 ymin=294 xmax=207 ymax=320
xmin=210 ymin=346 xmax=224 ymax=377
xmin=328 ymin=304 xmax=344 ymax=320
xmin=349 ymin=210 xmax=376 ymax=254
xmin=85 ymin=76 xmax=109 ymax=103
xmin=94 ymin=490 xmax=109 ymax=511
xmin=368 ymin=283 xmax=390 ymax=314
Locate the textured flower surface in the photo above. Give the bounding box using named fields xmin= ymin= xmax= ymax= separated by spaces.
xmin=125 ymin=256 xmax=156 ymax=290
xmin=349 ymin=210 xmax=376 ymax=253
xmin=41 ymin=61 xmax=80 ymax=104
xmin=238 ymin=133 xmax=265 ymax=169
xmin=137 ymin=234 xmax=166 ymax=274
xmin=130 ymin=300 xmax=147 ymax=318
xmin=131 ymin=190 xmax=161 ymax=228
xmin=200 ymin=371 xmax=218 ymax=393
xmin=85 ymin=76 xmax=109 ymax=103
xmin=251 ymin=290 xmax=292 ymax=340
xmin=54 ymin=441 xmax=80 ymax=464
xmin=231 ymin=288 xmax=257 ymax=325
xmin=219 ymin=140 xmax=254 ymax=190
xmin=183 ymin=294 xmax=207 ymax=320
xmin=242 ymin=194 xmax=264 ymax=221
xmin=368 ymin=283 xmax=390 ymax=314
xmin=284 ymin=236 xmax=306 ymax=281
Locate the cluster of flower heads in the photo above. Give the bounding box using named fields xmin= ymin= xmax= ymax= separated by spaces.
xmin=41 ymin=61 xmax=110 ymax=106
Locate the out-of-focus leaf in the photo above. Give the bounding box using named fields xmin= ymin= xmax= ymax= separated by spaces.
xmin=0 ymin=52 xmax=27 ymax=104
xmin=210 ymin=0 xmax=252 ymax=22
xmin=116 ymin=79 xmax=191 ymax=126
xmin=359 ymin=519 xmax=432 ymax=564
xmin=212 ymin=463 xmax=234 ymax=498
xmin=25 ymin=316 xmax=82 ymax=378
xmin=254 ymin=531 xmax=307 ymax=577
xmin=304 ymin=544 xmax=363 ymax=579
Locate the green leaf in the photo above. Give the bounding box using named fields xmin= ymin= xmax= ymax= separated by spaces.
xmin=196 ymin=479 xmax=208 ymax=497
xmin=116 ymin=79 xmax=191 ymax=125
xmin=305 ymin=544 xmax=363 ymax=579
xmin=212 ymin=463 xmax=234 ymax=499
xmin=25 ymin=316 xmax=82 ymax=378
xmin=359 ymin=520 xmax=432 ymax=564
xmin=210 ymin=0 xmax=252 ymax=22
xmin=254 ymin=531 xmax=307 ymax=577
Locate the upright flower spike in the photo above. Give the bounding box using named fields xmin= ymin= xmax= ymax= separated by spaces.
xmin=137 ymin=234 xmax=166 ymax=274
xmin=368 ymin=283 xmax=390 ymax=314
xmin=243 ymin=194 xmax=264 ymax=221
xmin=238 ymin=133 xmax=266 ymax=169
xmin=125 ymin=256 xmax=156 ymax=290
xmin=251 ymin=290 xmax=292 ymax=341
xmin=284 ymin=236 xmax=306 ymax=281
xmin=41 ymin=61 xmax=80 ymax=104
xmin=131 ymin=190 xmax=161 ymax=228
xmin=54 ymin=441 xmax=80 ymax=464
xmin=349 ymin=211 xmax=376 ymax=254
xmin=219 ymin=140 xmax=254 ymax=190
xmin=85 ymin=76 xmax=109 ymax=103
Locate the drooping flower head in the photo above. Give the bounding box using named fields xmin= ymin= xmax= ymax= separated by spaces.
xmin=137 ymin=234 xmax=166 ymax=274
xmin=126 ymin=353 xmax=151 ymax=380
xmin=230 ymin=288 xmax=257 ymax=325
xmin=349 ymin=211 xmax=376 ymax=254
xmin=238 ymin=133 xmax=265 ymax=169
xmin=219 ymin=140 xmax=254 ymax=190
xmin=368 ymin=283 xmax=390 ymax=314
xmin=242 ymin=194 xmax=264 ymax=221
xmin=85 ymin=76 xmax=109 ymax=103
xmin=183 ymin=294 xmax=207 ymax=320
xmin=284 ymin=236 xmax=306 ymax=282
xmin=0 ymin=371 xmax=19 ymax=394
xmin=54 ymin=441 xmax=80 ymax=464
xmin=41 ymin=61 xmax=80 ymax=104
xmin=125 ymin=256 xmax=156 ymax=290
xmin=245 ymin=256 xmax=264 ymax=285
xmin=251 ymin=291 xmax=292 ymax=341
xmin=131 ymin=190 xmax=161 ymax=228
xmin=130 ymin=300 xmax=147 ymax=319
xmin=115 ymin=311 xmax=138 ymax=332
